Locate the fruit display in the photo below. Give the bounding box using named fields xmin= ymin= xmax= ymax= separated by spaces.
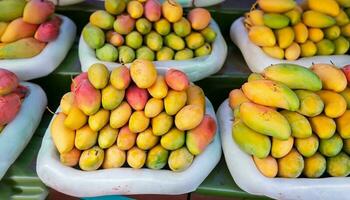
xmin=229 ymin=63 xmax=350 ymax=178
xmin=243 ymin=0 xmax=350 ymax=60
xmin=82 ymin=0 xmax=217 ymax=63
xmin=50 ymin=59 xmax=217 ymax=172
xmin=0 ymin=0 xmax=62 ymax=59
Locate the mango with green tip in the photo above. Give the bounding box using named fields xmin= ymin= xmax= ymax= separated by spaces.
xmin=64 ymin=107 xmax=87 ymax=130
xmin=258 ymin=0 xmax=296 ymax=13
xmin=340 ymin=88 xmax=350 ymax=109
xmin=284 ymin=8 xmax=302 ymax=25
xmin=295 ymin=134 xmax=319 ymax=157
xmin=303 ymin=11 xmax=336 ymax=28
xmin=316 ymin=39 xmax=336 ymax=55
xmin=280 ymin=110 xmax=312 ymax=139
xmin=325 ymin=25 xmax=341 ymax=40
xmin=129 ymin=111 xmax=149 ymax=133
xmin=102 ymin=145 xmax=126 ymax=169
xmin=334 ymin=36 xmax=350 ymax=54
xmin=303 ymin=153 xmax=326 ymax=178
xmin=136 ymin=128 xmax=159 ymax=150
xmin=156 ymin=47 xmax=174 ymax=61
xmin=60 ymin=92 xmax=75 ymax=115
xmin=60 ymin=147 xmax=81 ymax=167
xmin=148 ymin=75 xmax=168 ymax=99
xmin=144 ymin=0 xmax=161 ymax=22
xmin=253 ymin=155 xmax=278 ymax=178
xmin=308 ymin=0 xmax=340 ymax=17
xmin=144 ymin=98 xmax=163 ymax=118
xmin=165 ymin=33 xmax=185 ymax=51
xmin=174 ymin=17 xmax=191 ymax=37
xmin=164 ymin=90 xmax=187 ymax=115
xmin=117 ymin=125 xmax=137 ymax=150
xmin=308 ymin=28 xmax=324 ymax=42
xmin=136 ymin=18 xmax=152 ymax=35
xmin=195 ymin=43 xmax=212 ymax=57
xmin=145 ymin=31 xmax=163 ymax=51
xmin=88 ymin=109 xmax=110 ymax=132
xmin=0 ymin=38 xmax=46 ymax=59
xmin=105 ymin=0 xmax=126 ymax=15
xmin=327 ymin=152 xmax=350 ymax=176
xmin=79 ymin=146 xmax=104 ymax=171
xmin=102 ymin=85 xmax=125 ymax=110
xmin=146 ymin=145 xmax=169 ymax=169
xmin=130 ymin=59 xmax=157 ymax=88
xmin=275 ymin=27 xmax=294 ymax=49
xmin=310 ymin=114 xmax=336 ymax=139
xmin=336 ymin=110 xmax=350 ymax=139
xmin=317 ymin=90 xmax=347 ymax=118
xmin=248 ymin=26 xmax=276 ymax=47
xmin=300 ymin=40 xmax=317 ymax=57
xmin=75 ymin=80 xmax=101 ymax=116
xmin=82 ymin=24 xmax=105 ymax=49
xmin=161 ymin=127 xmax=185 ymax=150
xmin=96 ymin=44 xmax=118 ymax=62
xmin=228 ymin=89 xmax=250 ymax=110
xmin=110 ymin=101 xmax=132 ymax=129
xmin=136 ymin=46 xmax=155 ymax=61
xmin=262 ymin=46 xmax=284 ymax=59
xmin=154 ymin=18 xmax=171 ymax=36
xmin=127 ymin=146 xmax=146 ymax=169
xmin=263 ymin=13 xmax=290 ymax=29
xmin=278 ymin=149 xmax=304 ymax=178
xmin=175 ymin=105 xmax=204 ymax=131
xmin=174 ymin=49 xmax=194 ymax=60
xmin=320 ymin=134 xmax=343 ymax=157
xmin=98 ymin=125 xmax=118 ymax=149
xmin=75 ymin=125 xmax=98 ymax=150
xmin=0 ymin=0 xmax=26 ymax=22
xmin=51 ymin=113 xmax=75 ymax=154
xmin=118 ymin=46 xmax=135 ymax=63
xmin=187 ymin=85 xmax=206 ymax=110
xmin=90 ymin=10 xmax=115 ymax=30
xmin=114 ymin=14 xmax=135 ymax=35
xmin=88 ymin=63 xmax=109 ymax=89
xmin=271 ymin=137 xmax=294 ymax=159
xmin=295 ymin=90 xmax=324 ymax=117
xmin=168 ymin=147 xmax=194 ymax=172
xmin=127 ymin=0 xmax=143 ymax=19
xmin=201 ymin=27 xmax=217 ymax=43
xmin=126 ymin=84 xmax=148 ymax=111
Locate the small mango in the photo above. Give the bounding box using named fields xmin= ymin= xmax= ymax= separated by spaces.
xmin=336 ymin=110 xmax=350 ymax=139
xmin=271 ymin=137 xmax=294 ymax=159
xmin=114 ymin=14 xmax=135 ymax=35
xmin=175 ymin=105 xmax=204 ymax=131
xmin=110 ymin=66 xmax=131 ymax=90
xmin=285 ymin=42 xmax=301 ymax=60
xmin=168 ymin=147 xmax=194 ymax=172
xmin=295 ymin=134 xmax=319 ymax=157
xmin=300 ymin=40 xmax=317 ymax=57
xmin=82 ymin=24 xmax=105 ymax=49
xmin=136 ymin=128 xmax=159 ymax=150
xmin=312 ymin=64 xmax=347 ymax=92
xmin=310 ymin=114 xmax=336 ymax=139
xmin=258 ymin=0 xmax=296 ymax=13
xmin=126 ymin=84 xmax=148 ymax=111
xmin=118 ymin=46 xmax=135 ymax=63
xmin=303 ymin=153 xmax=326 ymax=178
xmin=248 ymin=26 xmax=276 ymax=47
xmin=161 ymin=127 xmax=185 ymax=150
xmin=79 ymin=146 xmax=104 ymax=171
xmin=127 ymin=146 xmax=146 ymax=169
xmin=88 ymin=109 xmax=110 ymax=132
xmin=319 ymin=134 xmax=343 ymax=157
xmin=276 ymin=27 xmax=294 ymax=49
xmin=187 ymin=85 xmax=206 ymax=110
xmin=75 ymin=125 xmax=98 ymax=150
xmin=144 ymin=98 xmax=163 ymax=118
xmin=129 ymin=111 xmax=150 ymax=133
xmin=334 ymin=36 xmax=350 ymax=55
xmin=302 ymin=10 xmax=336 ymax=28
xmin=165 ymin=33 xmax=185 ymax=50
xmin=75 ymin=80 xmax=101 ymax=116
xmin=117 ymin=125 xmax=137 ymax=150
xmin=144 ymin=0 xmax=161 ymax=22
xmin=262 ymin=46 xmax=284 ymax=59
xmin=90 ymin=10 xmax=114 ymax=30
xmin=136 ymin=46 xmax=155 ymax=61
xmin=278 ymin=149 xmax=304 ymax=178
xmin=98 ymin=125 xmax=118 ymax=149
xmin=327 ymin=152 xmax=350 ymax=176
xmin=295 ymin=90 xmax=324 ymax=117
xmin=127 ymin=0 xmax=144 ymax=19
xmin=156 ymin=47 xmax=174 ymax=61
xmin=316 ymin=39 xmax=335 ymax=55
xmin=130 ymin=59 xmax=157 ymax=88
xmin=60 ymin=92 xmax=75 ymax=115
xmin=51 ymin=113 xmax=75 ymax=154
xmin=308 ymin=28 xmax=324 ymax=42
xmin=102 ymin=85 xmax=125 ymax=110
xmin=317 ymin=90 xmax=347 ymax=118
xmin=154 ymin=18 xmax=171 ymax=36
xmin=88 ymin=63 xmax=109 ymax=89
xmin=102 ymin=145 xmax=126 ymax=169
xmin=308 ymin=0 xmax=340 ymax=17
xmin=60 ymin=147 xmax=81 ymax=167
xmin=253 ymin=156 xmax=278 ymax=178
xmin=340 ymin=88 xmax=350 ymax=109
xmin=148 ymin=75 xmax=168 ymax=99
xmin=135 ymin=18 xmax=152 ymax=35
xmin=162 ymin=0 xmax=183 ymax=23
xmin=263 ymin=13 xmax=290 ymax=29
xmin=281 ymin=110 xmax=312 ymax=139
xmin=174 ymin=48 xmax=194 ymax=60
xmin=110 ymin=101 xmax=132 ymax=129
xmin=164 ymin=90 xmax=187 ymax=115
xmin=64 ymin=107 xmax=88 ymax=130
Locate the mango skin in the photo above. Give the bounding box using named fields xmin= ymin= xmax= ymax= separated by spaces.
xmin=146 ymin=145 xmax=169 ymax=170
xmin=319 ymin=134 xmax=343 ymax=157
xmin=271 ymin=137 xmax=294 ymax=159
xmin=102 ymin=85 xmax=125 ymax=110
xmin=316 ymin=39 xmax=335 ymax=55
xmin=308 ymin=0 xmax=340 ymax=17
xmin=285 ymin=42 xmax=301 ymax=61
xmin=242 ymin=79 xmax=300 ymax=111
xmin=263 ymin=13 xmax=290 ymax=29
xmin=105 ymin=0 xmax=126 ymax=15
xmin=148 ymin=75 xmax=168 ymax=99
xmin=300 ymin=40 xmax=317 ymax=57
xmin=201 ymin=27 xmax=217 ymax=43
xmin=75 ymin=125 xmax=98 ymax=150
xmin=118 ymin=46 xmax=135 ymax=64
xmin=79 ymin=146 xmax=104 ymax=171
xmin=195 ymin=43 xmax=212 ymax=57
xmin=327 ymin=152 xmax=350 ymax=177
xmin=154 ymin=18 xmax=171 ymax=36
xmin=336 ymin=110 xmax=350 ymax=139
xmin=164 ymin=90 xmax=187 ymax=115
xmin=156 ymin=47 xmax=174 ymax=61
xmin=228 ymin=89 xmax=250 ymax=110
xmin=284 ymin=8 xmax=302 ymax=25
xmin=117 ymin=125 xmax=137 ymax=150
xmin=253 ymin=155 xmax=278 ymax=178
xmin=247 ymin=10 xmax=264 ymax=26
xmin=90 ymin=10 xmax=114 ymax=30
xmin=127 ymin=0 xmax=143 ymax=19
xmin=308 ymin=28 xmax=324 ymax=42
xmin=110 ymin=66 xmax=131 ymax=90
xmin=110 ymin=101 xmax=132 ymax=129
xmin=136 ymin=46 xmax=154 ymax=61
xmin=280 ymin=110 xmax=312 ymax=138
xmin=173 ymin=17 xmax=191 ymax=37
xmin=88 ymin=109 xmax=110 ymax=132
xmin=302 ymin=10 xmax=336 ymax=28
xmin=258 ymin=0 xmax=296 ymax=13
xmin=175 ymin=105 xmax=204 ymax=131
xmin=187 ymin=85 xmax=206 ymax=110
xmin=126 ymin=84 xmax=149 ymax=111
xmin=168 ymin=147 xmax=194 ymax=172
xmin=343 ymin=139 xmax=350 ymax=154
xmin=262 ymin=46 xmax=284 ymax=59
xmin=165 ymin=69 xmax=190 ymax=92
xmin=165 ymin=33 xmax=185 ymax=50
xmin=295 ymin=90 xmax=324 ymax=117
xmin=145 ymin=31 xmax=163 ymax=51
xmin=0 ymin=38 xmax=46 ymax=59
xmin=64 ymin=107 xmax=88 ymax=130
xmin=60 ymin=92 xmax=75 ymax=115
xmin=98 ymin=125 xmax=118 ymax=149
xmin=88 ymin=63 xmax=109 ymax=89
xmin=82 ymin=24 xmax=105 ymax=49
xmin=102 ymin=145 xmax=126 ymax=169
xmin=303 ymin=153 xmax=326 ymax=178
xmin=114 ymin=14 xmax=135 ymax=35
xmin=295 ymin=134 xmax=319 ymax=157
xmin=60 ymin=147 xmax=81 ymax=167
xmin=248 ymin=26 xmax=276 ymax=47
xmin=152 ymin=112 xmax=173 ymax=136
xmin=186 ymin=32 xmax=205 ymax=50
xmin=187 ymin=8 xmax=211 ymax=31
xmin=278 ymin=149 xmax=304 ymax=178
xmin=311 ymin=64 xmax=347 ymax=92
xmin=334 ymin=36 xmax=350 ymax=55
xmin=51 ymin=113 xmax=75 ymax=154
xmin=309 ymin=115 xmax=336 ymax=139
xmin=317 ymin=90 xmax=347 ymax=118
xmin=276 ymin=27 xmax=294 ymax=49
xmin=240 ymin=102 xmax=291 ymax=140
xmin=75 ymin=80 xmax=101 ymax=116
xmin=161 ymin=127 xmax=185 ymax=150
xmin=136 ymin=18 xmax=152 ymax=35
xmin=130 ymin=59 xmax=157 ymax=88
xmin=127 ymin=147 xmax=146 ymax=169
xmin=144 ymin=0 xmax=161 ymax=22
xmin=1 ymin=18 xmax=38 ymax=43
xmin=129 ymin=111 xmax=150 ymax=133
xmin=96 ymin=44 xmax=118 ymax=62
xmin=0 ymin=0 xmax=26 ymax=22
xmin=136 ymin=128 xmax=159 ymax=150
xmin=144 ymin=98 xmax=163 ymax=118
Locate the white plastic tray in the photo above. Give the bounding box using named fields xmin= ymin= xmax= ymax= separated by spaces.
xmin=79 ymin=20 xmax=227 ymax=82
xmin=37 ymin=98 xmax=222 ymax=197
xmin=49 ymin=0 xmax=85 ymax=6
xmin=230 ymin=17 xmax=350 ymax=73
xmin=0 ymin=15 xmax=76 ymax=81
xmin=0 ymin=82 xmax=47 ymax=180
xmin=95 ymin=0 xmax=225 ymax=7
xmin=217 ymin=99 xmax=350 ymax=200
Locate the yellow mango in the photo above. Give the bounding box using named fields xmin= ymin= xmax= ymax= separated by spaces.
xmin=60 ymin=147 xmax=81 ymax=167
xmin=316 ymin=39 xmax=335 ymax=55
xmin=285 ymin=42 xmax=301 ymax=60
xmin=258 ymin=0 xmax=296 ymax=13
xmin=164 ymin=90 xmax=187 ymax=115
xmin=88 ymin=63 xmax=109 ymax=89
xmin=302 ymin=10 xmax=336 ymax=28
xmin=130 ymin=59 xmax=157 ymax=88
xmin=262 ymin=46 xmax=284 ymax=59
xmin=341 ymin=23 xmax=350 ymax=37
xmin=253 ymin=155 xmax=278 ymax=178
xmin=175 ymin=105 xmax=204 ymax=131
xmin=64 ymin=107 xmax=88 ymax=130
xmin=102 ymin=145 xmax=126 ymax=169
xmin=51 ymin=113 xmax=75 ymax=154
xmin=127 ymin=146 xmax=146 ymax=169
xmin=295 ymin=90 xmax=324 ymax=117
xmin=60 ymin=92 xmax=75 ymax=115
xmin=343 ymin=139 xmax=350 ymax=154
xmin=278 ymin=149 xmax=304 ymax=178
xmin=152 ymin=112 xmax=173 ymax=136
xmin=312 ymin=64 xmax=347 ymax=92
xmin=75 ymin=125 xmax=98 ymax=150
xmin=293 ymin=22 xmax=308 ymax=43
xmin=161 ymin=127 xmax=185 ymax=150
xmin=228 ymin=89 xmax=251 ymax=110
xmin=168 ymin=147 xmax=194 ymax=172
xmin=310 ymin=114 xmax=336 ymax=139
xmin=319 ymin=134 xmax=343 ymax=157
xmin=284 ymin=8 xmax=302 ymax=25
xmin=136 ymin=128 xmax=159 ymax=150
xmin=303 ymin=153 xmax=326 ymax=178
xmin=300 ymin=40 xmax=317 ymax=57
xmin=317 ymin=90 xmax=347 ymax=118
xmin=335 ymin=9 xmax=349 ymax=26
xmin=327 ymin=152 xmax=350 ymax=177
xmin=295 ymin=134 xmax=319 ymax=157
xmin=334 ymin=36 xmax=350 ymax=55
xmin=88 ymin=109 xmax=110 ymax=131
xmin=110 ymin=101 xmax=132 ymax=129
xmin=248 ymin=73 xmax=264 ymax=82
xmin=280 ymin=110 xmax=312 ymax=138
xmin=129 ymin=111 xmax=150 ymax=133
xmin=146 ymin=145 xmax=169 ymax=170
xmin=101 ymin=85 xmax=125 ymax=110
xmin=275 ymin=27 xmax=294 ymax=49
xmin=340 ymin=88 xmax=350 ymax=109
xmin=117 ymin=126 xmax=137 ymax=150
xmin=98 ymin=125 xmax=118 ymax=149
xmin=186 ymin=85 xmax=206 ymax=110
xmin=79 ymin=146 xmax=104 ymax=171
xmin=271 ymin=137 xmax=294 ymax=158
xmin=308 ymin=28 xmax=324 ymax=42
xmin=248 ymin=10 xmax=264 ymax=26
xmin=308 ymin=0 xmax=340 ymax=17
xmin=147 ymin=75 xmax=168 ymax=99
xmin=248 ymin=26 xmax=276 ymax=47
xmin=144 ymin=98 xmax=163 ymax=118
xmin=336 ymin=110 xmax=350 ymax=139
xmin=324 ymin=25 xmax=341 ymax=40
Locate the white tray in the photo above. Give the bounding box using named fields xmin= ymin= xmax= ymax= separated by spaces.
xmin=217 ymin=99 xmax=350 ymax=200
xmin=79 ymin=20 xmax=227 ymax=82
xmin=230 ymin=17 xmax=350 ymax=73
xmin=37 ymin=98 xmax=222 ymax=197
xmin=0 ymin=82 xmax=47 ymax=180
xmin=49 ymin=0 xmax=85 ymax=6
xmin=95 ymin=0 xmax=225 ymax=7
xmin=0 ymin=15 xmax=76 ymax=81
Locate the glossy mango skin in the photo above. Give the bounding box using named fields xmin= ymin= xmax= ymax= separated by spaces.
xmin=164 ymin=90 xmax=187 ymax=115
xmin=102 ymin=85 xmax=125 ymax=110
xmin=152 ymin=112 xmax=173 ymax=136
xmin=276 ymin=27 xmax=294 ymax=49
xmin=117 ymin=126 xmax=137 ymax=150
xmin=309 ymin=114 xmax=336 ymax=139
xmin=64 ymin=107 xmax=88 ymax=130
xmin=262 ymin=46 xmax=284 ymax=59
xmin=303 ymin=153 xmax=326 ymax=178
xmin=175 ymin=105 xmax=204 ymax=131
xmin=258 ymin=0 xmax=296 ymax=13
xmin=88 ymin=109 xmax=110 ymax=132
xmin=146 ymin=144 xmax=169 ymax=170
xmin=311 ymin=64 xmax=347 ymax=92
xmin=319 ymin=134 xmax=343 ymax=157
xmin=75 ymin=125 xmax=98 ymax=150
xmin=295 ymin=134 xmax=319 ymax=157
xmin=136 ymin=128 xmax=159 ymax=150
xmin=60 ymin=147 xmax=81 ymax=167
xmin=263 ymin=13 xmax=290 ymax=29
xmin=271 ymin=137 xmax=294 ymax=159
xmin=336 ymin=110 xmax=350 ymax=139
xmin=253 ymin=155 xmax=278 ymax=178
xmin=60 ymin=92 xmax=74 ymax=115
xmin=98 ymin=125 xmax=118 ymax=149
xmin=127 ymin=146 xmax=146 ymax=169
xmin=302 ymin=10 xmax=336 ymax=28
xmin=187 ymin=85 xmax=206 ymax=110
xmin=248 ymin=26 xmax=276 ymax=47
xmin=280 ymin=110 xmax=312 ymax=138
xmin=228 ymin=89 xmax=250 ymax=110
xmin=278 ymin=149 xmax=304 ymax=178
xmin=79 ymin=146 xmax=104 ymax=171
xmin=147 ymin=75 xmax=168 ymax=99
xmin=327 ymin=152 xmax=350 ymax=177
xmin=110 ymin=101 xmax=132 ymax=129
xmin=161 ymin=127 xmax=185 ymax=150
xmin=308 ymin=0 xmax=340 ymax=17
xmin=102 ymin=145 xmax=126 ymax=169
xmin=168 ymin=147 xmax=194 ymax=172
xmin=295 ymin=90 xmax=324 ymax=117
xmin=316 ymin=90 xmax=347 ymax=118
xmin=87 ymin=63 xmax=109 ymax=89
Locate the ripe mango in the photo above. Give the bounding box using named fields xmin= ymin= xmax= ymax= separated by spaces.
xmin=327 ymin=152 xmax=350 ymax=176
xmin=262 ymin=46 xmax=284 ymax=59
xmin=64 ymin=107 xmax=87 ymax=130
xmin=114 ymin=14 xmax=135 ymax=35
xmin=334 ymin=36 xmax=350 ymax=54
xmin=253 ymin=155 xmax=278 ymax=178
xmin=0 ymin=0 xmax=26 ymax=22
xmin=118 ymin=46 xmax=135 ymax=63
xmin=71 ymin=73 xmax=88 ymax=93
xmin=165 ymin=69 xmax=190 ymax=92
xmin=129 ymin=111 xmax=150 ymax=133
xmin=340 ymin=88 xmax=350 ymax=109
xmin=263 ymin=14 xmax=290 ymax=29
xmin=242 ymin=79 xmax=300 ymax=111
xmin=136 ymin=18 xmax=152 ymax=35
xmin=164 ymin=90 xmax=187 ymax=115
xmin=136 ymin=128 xmax=159 ymax=150
xmin=341 ymin=23 xmax=350 ymax=37
xmin=174 ymin=48 xmax=194 ymax=60
xmin=187 ymin=85 xmax=206 ymax=110
xmin=105 ymin=0 xmax=125 ymax=15
xmin=0 ymin=22 xmax=7 ymax=39
xmin=88 ymin=63 xmax=109 ymax=89
xmin=117 ymin=125 xmax=137 ymax=150
xmin=22 ymin=0 xmax=55 ymax=24
xmin=154 ymin=18 xmax=171 ymax=36
xmin=102 ymin=85 xmax=125 ymax=110
xmin=75 ymin=125 xmax=98 ymax=150
xmin=175 ymin=105 xmax=204 ymax=131
xmin=310 ymin=114 xmax=336 ymax=139
xmin=168 ymin=147 xmax=194 ymax=172
xmin=98 ymin=125 xmax=118 ymax=149
xmin=195 ymin=43 xmax=212 ymax=57
xmin=335 ymin=10 xmax=350 ymax=26
xmin=96 ymin=44 xmax=118 ymax=62
xmin=60 ymin=92 xmax=75 ymax=115
xmin=156 ymin=47 xmax=174 ymax=61
xmin=280 ymin=110 xmax=312 ymax=138
xmin=82 ymin=24 xmax=105 ymax=49
xmin=317 ymin=90 xmax=347 ymax=118
xmin=278 ymin=148 xmax=304 ymax=178
xmin=295 ymin=90 xmax=324 ymax=117
xmin=1 ymin=18 xmax=38 ymax=43
xmin=146 ymin=145 xmax=169 ymax=170
xmin=144 ymin=98 xmax=163 ymax=118
xmin=130 ymin=59 xmax=157 ymax=88
xmin=248 ymin=73 xmax=264 ymax=82
xmin=295 ymin=134 xmax=319 ymax=157
xmin=316 ymin=39 xmax=336 ymax=55
xmin=0 ymin=67 xmax=17 ymax=96
xmin=276 ymin=27 xmax=294 ymax=49
xmin=110 ymin=66 xmax=131 ymax=90
xmin=271 ymin=137 xmax=294 ymax=158
xmin=285 ymin=42 xmax=301 ymax=60
xmin=284 ymin=8 xmax=302 ymax=25
xmin=201 ymin=27 xmax=217 ymax=43
xmin=136 ymin=46 xmax=154 ymax=60
xmin=263 ymin=64 xmax=322 ymax=91
xmin=127 ymin=0 xmax=143 ymax=19
xmin=75 ymin=80 xmax=101 ymax=116
xmin=258 ymin=0 xmax=296 ymax=13
xmin=303 ymin=153 xmax=326 ymax=178
xmin=303 ymin=11 xmax=336 ymax=28
xmin=110 ymin=101 xmax=132 ymax=129
xmin=240 ymin=102 xmax=291 ymax=140
xmin=246 ymin=10 xmax=264 ymax=26
xmin=79 ymin=146 xmax=104 ymax=171
xmin=248 ymin=26 xmax=276 ymax=47
xmin=152 ymin=112 xmax=173 ymax=136
xmin=336 ymin=110 xmax=350 ymax=139
xmin=308 ymin=0 xmax=340 ymax=17
xmin=336 ymin=0 xmax=350 ymax=7
xmin=145 ymin=31 xmax=163 ymax=51
xmin=187 ymin=8 xmax=211 ymax=31
xmin=60 ymin=147 xmax=81 ymax=167
xmin=312 ymin=64 xmax=347 ymax=92
xmin=165 ymin=33 xmax=185 ymax=50
xmin=102 ymin=145 xmax=126 ymax=169
xmin=161 ymin=127 xmax=185 ymax=150
xmin=106 ymin=29 xmax=125 ymax=46
xmin=127 ymin=147 xmax=146 ymax=169
xmin=148 ymin=75 xmax=168 ymax=99
xmin=173 ymin=17 xmax=191 ymax=37
xmin=308 ymin=28 xmax=324 ymax=42
xmin=0 ymin=38 xmax=46 ymax=59
xmin=325 ymin=25 xmax=341 ymax=40
xmin=90 ymin=10 xmax=114 ymax=30
xmin=144 ymin=0 xmax=161 ymax=22
xmin=126 ymin=84 xmax=149 ymax=111
xmin=228 ymin=89 xmax=250 ymax=110
xmin=300 ymin=40 xmax=317 ymax=57
xmin=125 ymin=31 xmax=143 ymax=49
xmin=320 ymin=134 xmax=343 ymax=157
xmin=51 ymin=113 xmax=75 ymax=154
xmin=88 ymin=109 xmax=109 ymax=131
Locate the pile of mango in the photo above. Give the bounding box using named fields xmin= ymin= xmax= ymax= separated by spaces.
xmin=82 ymin=0 xmax=216 ymax=63
xmin=0 ymin=69 xmax=28 ymax=133
xmin=0 ymin=0 xmax=61 ymax=59
xmin=230 ymin=63 xmax=350 ymax=178
xmin=52 ymin=59 xmax=216 ymax=171
xmin=245 ymin=0 xmax=350 ymax=60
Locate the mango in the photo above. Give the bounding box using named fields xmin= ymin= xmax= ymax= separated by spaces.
xmin=281 ymin=110 xmax=312 ymax=139
xmin=127 ymin=146 xmax=146 ymax=169
xmin=165 ymin=69 xmax=189 ymax=91
xmin=164 ymin=90 xmax=187 ymax=115
xmin=75 ymin=80 xmax=101 ymax=116
xmin=0 ymin=23 xmax=8 ymax=41
xmin=102 ymin=145 xmax=126 ymax=169
xmin=327 ymin=152 xmax=350 ymax=176
xmin=60 ymin=92 xmax=75 ymax=115
xmin=292 ymin=23 xmax=308 ymax=44
xmin=88 ymin=64 xmax=109 ymax=89
xmin=23 ymin=0 xmax=55 ymax=24
xmin=102 ymin=85 xmax=125 ymax=110
xmin=185 ymin=32 xmax=205 ymax=50
xmin=303 ymin=153 xmax=326 ymax=178
xmin=0 ymin=69 xmax=18 ymax=96
xmin=263 ymin=14 xmax=290 ymax=29
xmin=136 ymin=18 xmax=152 ymax=35
xmin=295 ymin=134 xmax=319 ymax=157
xmin=130 ymin=59 xmax=157 ymax=88
xmin=240 ymin=102 xmax=291 ymax=140
xmin=64 ymin=107 xmax=87 ymax=130
xmin=344 ymin=139 xmax=350 ymax=154
xmin=284 ymin=8 xmax=302 ymax=25
xmin=105 ymin=0 xmax=126 ymax=15
xmin=271 ymin=137 xmax=294 ymax=159
xmin=310 ymin=115 xmax=336 ymax=139
xmin=253 ymin=156 xmax=278 ymax=178
xmin=79 ymin=146 xmax=104 ymax=171
xmin=320 ymin=134 xmax=343 ymax=157
xmin=75 ymin=125 xmax=98 ymax=150
xmin=129 ymin=111 xmax=150 ymax=133
xmin=126 ymin=84 xmax=148 ymax=111
xmin=316 ymin=39 xmax=336 ymax=55
xmin=242 ymin=79 xmax=299 ymax=111
xmin=146 ymin=145 xmax=169 ymax=170
xmin=340 ymin=88 xmax=350 ymax=109
xmin=228 ymin=89 xmax=250 ymax=110
xmin=168 ymin=147 xmax=194 ymax=172
xmin=263 ymin=64 xmax=322 ymax=91
xmin=248 ymin=73 xmax=264 ymax=82
xmin=117 ymin=125 xmax=137 ymax=150
xmin=303 ymin=10 xmax=336 ymax=28
xmin=90 ymin=10 xmax=114 ymax=30
xmin=125 ymin=31 xmax=143 ymax=49
xmin=334 ymin=36 xmax=350 ymax=54
xmin=162 ymin=0 xmax=183 ymax=23
xmin=285 ymin=42 xmax=301 ymax=60
xmin=156 ymin=47 xmax=174 ymax=61
xmin=71 ymin=72 xmax=88 ymax=93
xmin=144 ymin=98 xmax=163 ymax=118
xmin=336 ymin=0 xmax=350 ymax=7
xmin=200 ymin=27 xmax=217 ymax=43
xmin=160 ymin=127 xmax=185 ymax=150
xmin=110 ymin=66 xmax=131 ymax=90
xmin=308 ymin=0 xmax=340 ymax=17
xmin=258 ymin=0 xmax=296 ymax=13
xmin=1 ymin=18 xmax=38 ymax=43
xmin=144 ymin=0 xmax=161 ymax=22
xmin=325 ymin=25 xmax=341 ymax=40
xmin=114 ymin=14 xmax=135 ymax=35
xmin=151 ymin=112 xmax=171 ymax=135
xmin=187 ymin=85 xmax=206 ymax=110
xmin=144 ymin=31 xmax=163 ymax=51
xmin=154 ymin=18 xmax=171 ymax=36
xmin=295 ymin=90 xmax=324 ymax=117
xmin=0 ymin=0 xmax=26 ymax=22
xmin=262 ymin=46 xmax=284 ymax=59
xmin=248 ymin=26 xmax=276 ymax=47
xmin=51 ymin=113 xmax=75 ymax=154
xmin=246 ymin=10 xmax=264 ymax=26
xmin=173 ymin=17 xmax=191 ymax=37
xmin=175 ymin=105 xmax=204 ymax=131
xmin=174 ymin=48 xmax=193 ymax=60
xmin=0 ymin=38 xmax=46 ymax=59
xmin=127 ymin=0 xmax=143 ymax=19
xmin=317 ymin=90 xmax=347 ymax=118
xmin=335 ymin=10 xmax=350 ymax=26
xmin=82 ymin=24 xmax=105 ymax=49
xmin=98 ymin=125 xmax=118 ymax=149
xmin=165 ymin=33 xmax=185 ymax=50
xmin=308 ymin=28 xmax=324 ymax=42
xmin=88 ymin=109 xmax=110 ymax=132
xmin=136 ymin=46 xmax=155 ymax=61
xmin=60 ymin=147 xmax=81 ymax=167
xmin=96 ymin=44 xmax=118 ymax=62
xmin=118 ymin=46 xmax=135 ymax=63
xmin=336 ymin=110 xmax=350 ymax=139
xmin=278 ymin=149 xmax=304 ymax=178
xmin=136 ymin=128 xmax=159 ymax=150
xmin=110 ymin=101 xmax=132 ymax=129
xmin=0 ymin=93 xmax=21 ymax=126
xmin=341 ymin=23 xmax=350 ymax=37
xmin=106 ymin=31 xmax=124 ymax=47
xmin=300 ymin=40 xmax=317 ymax=57
xmin=195 ymin=43 xmax=212 ymax=57
xmin=313 ymin=63 xmax=348 ymax=91
xmin=275 ymin=27 xmax=294 ymax=49
xmin=148 ymin=75 xmax=168 ymax=99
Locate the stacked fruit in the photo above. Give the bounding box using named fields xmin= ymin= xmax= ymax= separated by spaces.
xmin=0 ymin=0 xmax=61 ymax=59
xmin=245 ymin=0 xmax=350 ymax=60
xmin=0 ymin=69 xmax=28 ymax=133
xmin=229 ymin=63 xmax=350 ymax=178
xmin=82 ymin=0 xmax=216 ymax=63
xmin=52 ymin=59 xmax=217 ymax=171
